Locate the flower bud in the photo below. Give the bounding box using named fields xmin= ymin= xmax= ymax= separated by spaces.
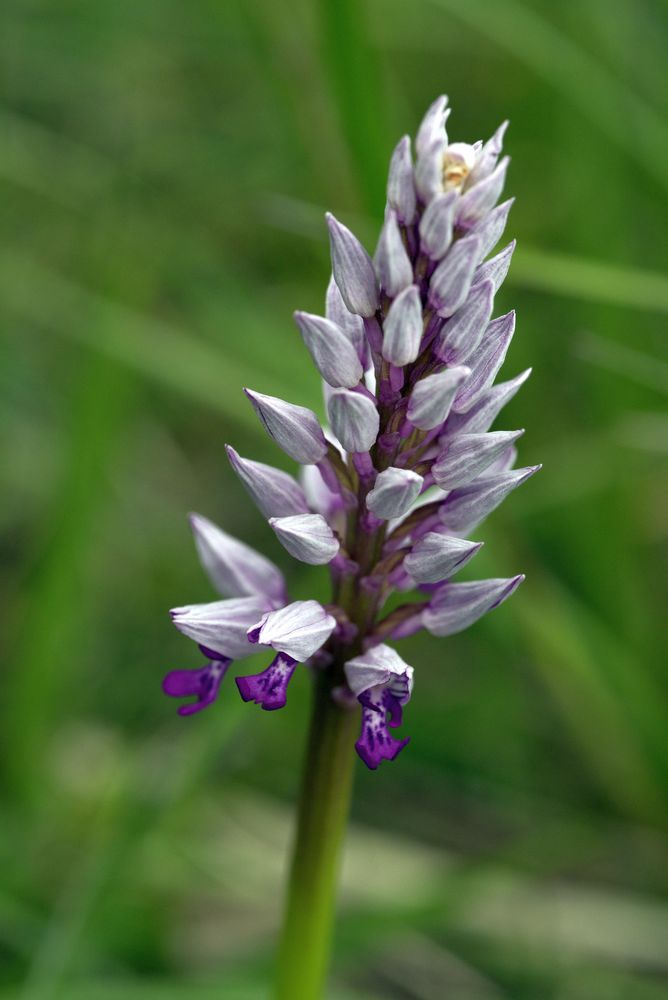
xmin=375 ymin=209 xmax=413 ymax=297
xmin=439 ymin=466 xmax=540 ymax=534
xmin=294 ymin=311 xmax=363 ymax=388
xmin=269 ymin=513 xmax=340 ymax=565
xmin=435 ymin=278 xmax=495 ymax=364
xmin=452 ymin=311 xmax=516 ymax=412
xmin=387 ymin=135 xmax=417 ymax=224
xmin=325 ymin=276 xmax=368 ymax=366
xmin=429 ymin=234 xmax=482 ymax=317
xmin=442 ymin=368 xmax=531 ymax=437
xmin=326 ymin=212 xmax=379 ymax=317
xmin=404 ymin=533 xmax=483 ymax=585
xmin=432 ymin=429 xmax=525 ymax=489
xmin=423 ymin=576 xmax=524 ymax=636
xmin=245 ymin=389 xmax=328 ymax=464
xmin=367 ymin=467 xmax=423 ymax=519
xmin=471 ymin=198 xmax=514 ymax=262
xmin=327 ymin=389 xmax=379 ymax=453
xmin=382 ymin=284 xmax=422 ymax=366
xmin=415 ymin=136 xmax=446 ymax=203
xmin=419 ymin=191 xmax=456 ymax=259
xmin=407 ymin=366 xmax=470 ymax=430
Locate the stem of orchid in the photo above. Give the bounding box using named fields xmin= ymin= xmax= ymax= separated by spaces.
xmin=274 ymin=666 xmax=358 ymax=1000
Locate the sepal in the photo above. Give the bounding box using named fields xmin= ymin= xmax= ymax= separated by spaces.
xmin=245 ymin=389 xmax=327 ymax=464
xmin=189 ymin=512 xmax=287 ymax=602
xmin=226 ymin=447 xmax=310 ymax=519
xmin=248 ymin=600 xmax=336 ymax=661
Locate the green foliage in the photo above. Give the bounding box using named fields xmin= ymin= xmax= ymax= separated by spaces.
xmin=1 ymin=0 xmax=667 ymax=996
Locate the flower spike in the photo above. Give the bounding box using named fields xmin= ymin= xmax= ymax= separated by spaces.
xmin=164 ymin=98 xmax=536 ymax=777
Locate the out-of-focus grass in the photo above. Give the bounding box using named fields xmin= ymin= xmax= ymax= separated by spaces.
xmin=1 ymin=0 xmax=667 ymax=997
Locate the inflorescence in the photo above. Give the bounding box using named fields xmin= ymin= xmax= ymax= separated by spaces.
xmin=163 ymin=96 xmax=539 ymax=769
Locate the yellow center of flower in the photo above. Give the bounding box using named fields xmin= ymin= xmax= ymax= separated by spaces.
xmin=442 ymin=142 xmax=477 ymax=192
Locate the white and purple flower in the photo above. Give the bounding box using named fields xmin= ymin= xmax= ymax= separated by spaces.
xmin=163 ymin=97 xmax=538 ymax=768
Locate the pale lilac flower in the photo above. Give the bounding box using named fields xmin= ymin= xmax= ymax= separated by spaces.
xmin=163 ymin=99 xmax=538 ymax=768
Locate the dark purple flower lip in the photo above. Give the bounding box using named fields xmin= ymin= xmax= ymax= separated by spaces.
xmin=163 ymin=657 xmax=231 ymax=717
xmin=236 ymin=654 xmax=297 ymax=712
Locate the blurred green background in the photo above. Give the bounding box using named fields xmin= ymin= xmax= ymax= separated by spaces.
xmin=2 ymin=0 xmax=668 ymax=997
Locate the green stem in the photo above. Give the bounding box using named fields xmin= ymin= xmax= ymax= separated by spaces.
xmin=274 ymin=667 xmax=359 ymax=1000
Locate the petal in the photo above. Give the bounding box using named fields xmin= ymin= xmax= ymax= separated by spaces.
xmin=429 ymin=234 xmax=482 ymax=317
xmin=269 ymin=513 xmax=340 ymax=565
xmin=327 ymin=389 xmax=380 ymax=453
xmin=404 ymin=533 xmax=483 ymax=584
xmin=375 ymin=210 xmax=413 ymax=298
xmin=294 ymin=311 xmax=364 ymax=388
xmin=432 ymin=429 xmax=525 ymax=489
xmin=366 ymin=467 xmax=424 ymax=520
xmin=326 ymin=212 xmax=379 ymax=317
xmin=244 ymin=389 xmax=327 ymax=464
xmin=387 ymin=135 xmax=417 ymax=224
xmin=423 ymin=576 xmax=524 ymax=636
xmin=382 ymin=285 xmax=423 ymax=366
xmin=344 ymin=644 xmax=414 ymax=700
xmin=248 ymin=599 xmax=337 ymax=661
xmin=163 ymin=657 xmax=231 ymax=716
xmin=170 ymin=596 xmax=269 ymax=660
xmin=236 ymin=653 xmax=297 ymax=711
xmin=435 ymin=279 xmax=495 ymax=364
xmin=407 ymin=366 xmax=471 ymax=431
xmin=189 ymin=513 xmax=287 ymax=603
xmin=225 ymin=447 xmax=310 ymax=519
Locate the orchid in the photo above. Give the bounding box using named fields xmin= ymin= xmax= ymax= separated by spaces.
xmin=161 ymin=96 xmax=538 ymax=1000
